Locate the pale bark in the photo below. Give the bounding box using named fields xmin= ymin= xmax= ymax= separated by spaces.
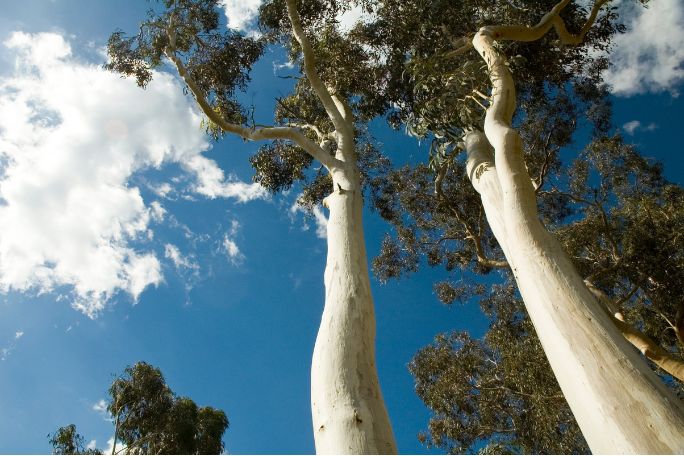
xmin=461 ymin=2 xmax=684 ymax=452
xmin=586 ymin=282 xmax=684 ymax=383
xmin=167 ymin=1 xmax=396 ymax=452
xmin=284 ymin=1 xmax=396 ymax=451
xmin=311 ymin=162 xmax=397 ymax=454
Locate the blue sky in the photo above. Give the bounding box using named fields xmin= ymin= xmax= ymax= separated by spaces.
xmin=0 ymin=0 xmax=682 ymax=454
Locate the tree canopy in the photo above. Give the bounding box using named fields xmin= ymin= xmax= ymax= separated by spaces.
xmin=356 ymin=0 xmax=684 ymax=451
xmin=49 ymin=362 xmax=229 ymax=455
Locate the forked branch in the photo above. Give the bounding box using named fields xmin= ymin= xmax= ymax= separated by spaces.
xmin=485 ymin=0 xmax=610 ymax=44
xmin=285 ymin=0 xmax=353 ymax=140
xmin=164 ymin=47 xmax=341 ymax=170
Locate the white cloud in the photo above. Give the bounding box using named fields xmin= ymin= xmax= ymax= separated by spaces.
xmin=92 ymin=399 xmax=108 ymax=414
xmin=150 ymin=182 xmax=173 ymax=199
xmin=103 ymin=437 xmax=125 ymax=455
xmin=622 ymin=120 xmax=658 ymax=135
xmin=604 ymin=0 xmax=684 ymax=96
xmin=311 ymin=206 xmax=328 ymax=239
xmin=222 ymin=220 xmax=244 ymax=265
xmin=1 ymin=329 xmax=25 ymax=361
xmin=222 ymin=236 xmax=244 ymax=264
xmin=219 ymin=0 xmax=263 ymax=32
xmin=623 ymin=120 xmax=641 ymax=135
xmin=86 ymin=440 xmax=98 ymax=451
xmin=164 ymin=243 xmax=199 ymax=271
xmin=149 ymin=201 xmax=166 ymax=223
xmin=289 ymin=200 xmax=328 ymax=239
xmin=0 ymin=32 xmax=259 ymax=317
xmin=184 ymin=155 xmax=268 ymax=202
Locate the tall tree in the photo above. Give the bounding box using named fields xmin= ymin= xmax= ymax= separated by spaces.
xmin=49 ymin=362 xmax=229 ymax=455
xmin=107 ymin=0 xmax=396 ymax=452
xmin=362 ymin=0 xmax=684 ymax=452
xmin=382 ymin=132 xmax=684 ymax=453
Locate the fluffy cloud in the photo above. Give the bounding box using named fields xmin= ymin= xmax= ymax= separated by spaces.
xmin=604 ymin=0 xmax=684 ymax=96
xmin=0 ymin=32 xmax=261 ymax=317
xmin=622 ymin=120 xmax=658 ymax=135
xmin=219 ymin=0 xmax=263 ymax=32
xmin=184 ymin=155 xmax=267 ymax=202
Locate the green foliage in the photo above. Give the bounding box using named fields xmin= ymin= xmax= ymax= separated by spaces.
xmin=360 ymin=0 xmax=681 ymax=451
xmin=411 ymin=288 xmax=589 ymax=454
xmin=49 ymin=362 xmax=229 ymax=455
xmin=109 ymin=362 xmax=229 ymax=454
xmin=106 ymin=0 xmax=264 ymax=125
xmin=352 ymin=0 xmax=620 ymax=171
xmin=48 ymin=425 xmax=102 ymax=455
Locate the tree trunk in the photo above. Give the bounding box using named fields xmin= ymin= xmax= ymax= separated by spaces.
xmin=463 ymin=33 xmax=684 ymax=451
xmin=310 ymin=162 xmax=397 ymax=454
xmin=460 ymin=26 xmax=684 ymax=453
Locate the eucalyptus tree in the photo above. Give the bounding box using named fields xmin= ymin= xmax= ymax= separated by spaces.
xmin=360 ymin=0 xmax=684 ymax=452
xmin=107 ymin=0 xmax=396 ymax=452
xmin=49 ymin=362 xmax=228 ymax=455
xmin=108 ymin=362 xmax=229 ymax=454
xmin=48 ymin=425 xmax=102 ymax=455
xmin=378 ymin=132 xmax=684 ymax=453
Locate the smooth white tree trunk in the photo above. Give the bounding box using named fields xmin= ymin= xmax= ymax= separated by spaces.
xmin=310 ymin=163 xmax=397 ymax=454
xmin=467 ymin=131 xmax=684 ymax=453
xmin=463 ymin=25 xmax=684 ymax=452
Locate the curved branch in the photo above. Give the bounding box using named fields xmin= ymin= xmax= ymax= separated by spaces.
xmin=484 ymin=0 xmax=609 ymax=44
xmin=586 ymin=281 xmax=684 ymax=382
xmin=164 ymin=48 xmax=341 ymax=170
xmin=285 ymin=0 xmax=352 ymax=138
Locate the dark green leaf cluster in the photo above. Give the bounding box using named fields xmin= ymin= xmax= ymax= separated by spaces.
xmin=106 ymin=0 xmax=264 ymax=125
xmin=48 ymin=425 xmax=102 ymax=455
xmin=250 ymin=142 xmax=314 ymax=193
xmin=49 ymin=362 xmax=229 ymax=455
xmin=109 ymin=362 xmax=229 ymax=454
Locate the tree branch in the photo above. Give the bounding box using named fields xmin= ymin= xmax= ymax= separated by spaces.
xmin=163 ymin=46 xmax=341 ymax=170
xmin=285 ymin=0 xmax=353 ymax=139
xmin=586 ymin=281 xmax=684 ymax=382
xmin=435 ymin=162 xmax=508 ymax=269
xmin=484 ymin=0 xmax=609 ymax=45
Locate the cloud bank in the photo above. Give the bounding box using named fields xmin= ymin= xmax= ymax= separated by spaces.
xmin=0 ymin=32 xmax=263 ymax=317
xmin=219 ymin=0 xmax=263 ymax=32
xmin=604 ymin=0 xmax=684 ymax=96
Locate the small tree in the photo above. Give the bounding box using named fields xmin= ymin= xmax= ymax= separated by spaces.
xmin=49 ymin=362 xmax=229 ymax=455
xmin=48 ymin=425 xmax=102 ymax=455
